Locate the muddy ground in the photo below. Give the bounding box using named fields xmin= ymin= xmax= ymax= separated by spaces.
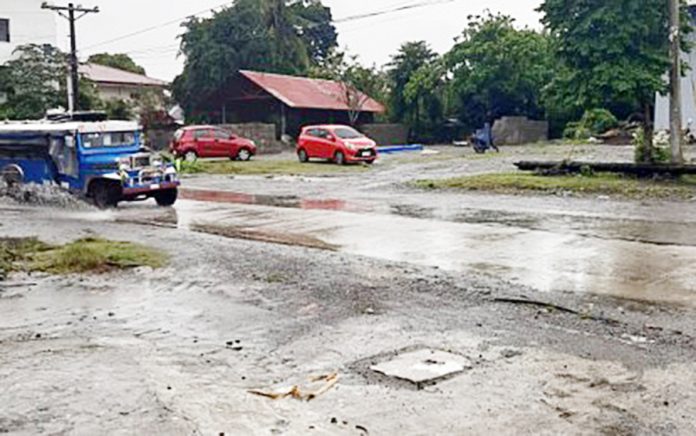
xmin=2 ymin=144 xmax=696 ymax=435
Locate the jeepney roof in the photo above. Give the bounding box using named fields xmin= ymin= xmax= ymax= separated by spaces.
xmin=0 ymin=120 xmax=139 ymax=134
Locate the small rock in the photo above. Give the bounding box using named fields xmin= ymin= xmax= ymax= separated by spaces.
xmin=330 ymin=417 xmax=338 ymax=424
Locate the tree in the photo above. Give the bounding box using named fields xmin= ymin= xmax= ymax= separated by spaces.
xmin=538 ymin=0 xmax=692 ymax=161
xmin=387 ymin=41 xmax=439 ymax=124
xmin=173 ymin=0 xmax=337 ymax=117
xmin=88 ymin=53 xmax=146 ymax=75
xmin=0 ymin=44 xmax=67 ymax=119
xmin=403 ymin=60 xmax=446 ymax=140
xmin=446 ymin=12 xmax=553 ymax=131
xmin=311 ymin=52 xmax=388 ymax=125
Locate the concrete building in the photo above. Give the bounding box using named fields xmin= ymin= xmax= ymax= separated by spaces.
xmin=0 ymin=0 xmax=58 ymax=65
xmin=79 ymin=63 xmax=168 ymax=103
xmin=655 ymin=3 xmax=696 ymax=131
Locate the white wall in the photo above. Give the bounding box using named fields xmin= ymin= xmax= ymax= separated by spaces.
xmin=655 ymin=8 xmax=696 ymax=131
xmin=0 ymin=0 xmax=58 ymax=65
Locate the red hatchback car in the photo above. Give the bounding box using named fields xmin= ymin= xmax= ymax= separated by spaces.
xmin=171 ymin=126 xmax=257 ymax=162
xmin=297 ymin=125 xmax=378 ymax=165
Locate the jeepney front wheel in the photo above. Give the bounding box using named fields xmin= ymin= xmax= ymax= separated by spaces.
xmin=154 ymin=188 xmax=178 ymax=207
xmin=89 ymin=180 xmax=121 ymax=209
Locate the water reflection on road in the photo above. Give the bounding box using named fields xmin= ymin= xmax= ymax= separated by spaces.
xmin=170 ymin=192 xmax=696 ymax=307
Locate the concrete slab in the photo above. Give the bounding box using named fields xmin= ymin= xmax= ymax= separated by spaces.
xmin=370 ymin=349 xmax=469 ymax=384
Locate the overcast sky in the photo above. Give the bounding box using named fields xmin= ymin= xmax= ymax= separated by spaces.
xmin=54 ymin=0 xmax=543 ymax=81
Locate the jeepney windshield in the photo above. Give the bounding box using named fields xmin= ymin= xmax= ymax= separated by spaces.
xmin=80 ymin=131 xmax=136 ymax=149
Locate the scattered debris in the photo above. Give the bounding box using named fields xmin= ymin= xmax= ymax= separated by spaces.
xmin=370 ymin=349 xmax=470 ymax=387
xmin=493 ymin=297 xmax=579 ymax=315
xmin=249 ymin=373 xmax=339 ymax=402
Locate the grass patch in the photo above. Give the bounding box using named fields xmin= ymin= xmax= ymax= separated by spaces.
xmin=0 ymin=237 xmax=166 ymax=277
xmin=182 ymin=159 xmax=370 ymax=176
xmin=411 ymin=172 xmax=696 ymax=200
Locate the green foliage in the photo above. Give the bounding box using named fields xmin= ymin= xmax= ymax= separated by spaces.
xmin=0 ymin=237 xmax=165 ymax=276
xmin=310 ymin=52 xmax=389 ymax=125
xmin=446 ymin=12 xmax=553 ymax=131
xmin=88 ymin=53 xmax=146 ymax=75
xmin=633 ymin=127 xmax=669 ymax=163
xmin=412 ymin=172 xmax=696 ymax=200
xmin=0 ymin=44 xmax=68 ymax=119
xmin=173 ymin=0 xmax=337 ymax=116
xmin=563 ymin=109 xmax=618 ymax=139
xmin=538 ymin=0 xmax=692 ymax=123
xmin=387 ymin=41 xmax=439 ymax=126
xmin=103 ymin=99 xmax=134 ymax=120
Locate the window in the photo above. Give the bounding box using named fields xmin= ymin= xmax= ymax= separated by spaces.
xmin=193 ymin=129 xmax=210 ymax=139
xmin=213 ymin=129 xmax=230 ymax=140
xmin=0 ymin=19 xmax=9 ymax=43
xmin=81 ymin=131 xmax=136 ymax=148
xmin=316 ymin=129 xmax=331 ymax=139
xmin=334 ymin=127 xmax=363 ymax=139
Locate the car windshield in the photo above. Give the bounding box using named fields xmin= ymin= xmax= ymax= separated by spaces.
xmin=81 ymin=131 xmax=136 ymax=149
xmin=333 ymin=127 xmax=363 ymax=139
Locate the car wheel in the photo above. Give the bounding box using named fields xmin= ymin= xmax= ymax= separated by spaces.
xmin=184 ymin=151 xmax=198 ymax=162
xmin=365 ymin=159 xmax=375 ymax=165
xmin=237 ymin=148 xmax=252 ymax=161
xmin=334 ymin=151 xmax=346 ymax=165
xmin=90 ymin=180 xmax=121 ymax=209
xmin=154 ymin=188 xmax=178 ymax=207
xmin=298 ymin=149 xmax=309 ymax=163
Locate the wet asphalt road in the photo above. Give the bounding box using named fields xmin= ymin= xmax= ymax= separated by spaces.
xmin=2 ymin=144 xmax=696 ymax=434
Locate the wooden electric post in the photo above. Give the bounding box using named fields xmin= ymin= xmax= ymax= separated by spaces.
xmin=669 ymin=0 xmax=684 ymax=164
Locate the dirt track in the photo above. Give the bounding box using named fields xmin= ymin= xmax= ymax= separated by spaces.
xmin=2 ymin=144 xmax=696 ymax=435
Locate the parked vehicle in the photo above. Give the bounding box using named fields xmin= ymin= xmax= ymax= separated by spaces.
xmin=297 ymin=125 xmax=378 ymax=165
xmin=170 ymin=126 xmax=257 ymax=162
xmin=471 ymin=122 xmax=499 ymax=154
xmin=0 ymin=116 xmax=179 ymax=208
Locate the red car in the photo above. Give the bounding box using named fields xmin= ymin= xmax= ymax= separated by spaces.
xmin=297 ymin=125 xmax=378 ymax=165
xmin=170 ymin=126 xmax=257 ymax=162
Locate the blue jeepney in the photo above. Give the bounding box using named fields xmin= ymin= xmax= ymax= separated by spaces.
xmin=0 ymin=118 xmax=179 ymax=208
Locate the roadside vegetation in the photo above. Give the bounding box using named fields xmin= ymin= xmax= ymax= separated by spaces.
xmin=412 ymin=173 xmax=696 ymax=200
xmin=179 ymin=159 xmax=370 ymax=176
xmin=0 ymin=237 xmax=166 ymax=278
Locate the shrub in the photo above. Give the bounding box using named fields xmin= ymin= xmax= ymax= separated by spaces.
xmin=563 ymin=109 xmax=619 ymax=140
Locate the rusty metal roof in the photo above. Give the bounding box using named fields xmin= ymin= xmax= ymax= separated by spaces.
xmin=79 ymin=63 xmax=168 ymax=88
xmin=239 ymin=70 xmax=385 ymax=113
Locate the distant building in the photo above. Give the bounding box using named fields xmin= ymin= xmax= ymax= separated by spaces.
xmin=0 ymin=0 xmax=58 ymax=65
xmin=79 ymin=63 xmax=169 ymax=103
xmin=655 ymin=3 xmax=696 ymax=131
xmin=195 ymin=70 xmax=385 ymax=138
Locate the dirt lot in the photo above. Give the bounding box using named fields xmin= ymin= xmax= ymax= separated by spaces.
xmin=2 ymin=144 xmax=696 ymax=435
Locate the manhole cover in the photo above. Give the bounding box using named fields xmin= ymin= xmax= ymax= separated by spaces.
xmin=370 ymin=349 xmax=469 ymax=385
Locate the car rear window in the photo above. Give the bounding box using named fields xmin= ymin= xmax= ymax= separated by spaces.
xmin=173 ymin=129 xmax=184 ymax=141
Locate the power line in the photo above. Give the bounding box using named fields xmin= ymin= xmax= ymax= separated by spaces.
xmin=81 ymin=1 xmax=235 ymax=51
xmin=83 ymin=0 xmax=458 ymax=52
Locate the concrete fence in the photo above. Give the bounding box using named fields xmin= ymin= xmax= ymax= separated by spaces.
xmin=360 ymin=123 xmax=410 ymax=146
xmin=221 ymin=123 xmax=286 ymax=154
xmin=492 ymin=117 xmax=549 ymax=145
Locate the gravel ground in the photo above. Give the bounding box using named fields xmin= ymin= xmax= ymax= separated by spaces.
xmin=1 ymin=143 xmax=696 ymax=435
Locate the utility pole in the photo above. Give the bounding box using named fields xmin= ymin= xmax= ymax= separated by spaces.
xmin=41 ymin=2 xmax=99 ymax=113
xmin=669 ymin=0 xmax=684 ymax=164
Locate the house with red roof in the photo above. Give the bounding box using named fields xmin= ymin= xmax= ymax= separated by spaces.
xmin=195 ymin=70 xmax=385 ymax=138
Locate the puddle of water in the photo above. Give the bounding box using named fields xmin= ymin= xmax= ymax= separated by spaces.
xmin=172 ymin=199 xmax=696 ymax=307
xmin=180 ymin=189 xmax=372 ymax=213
